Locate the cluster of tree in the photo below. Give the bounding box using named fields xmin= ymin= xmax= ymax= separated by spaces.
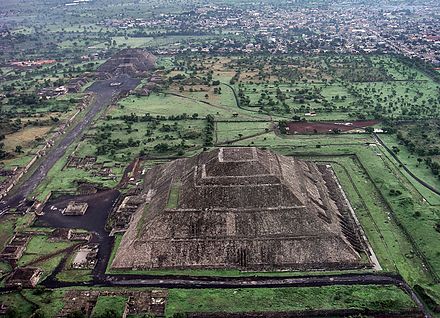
xmin=95 ymin=137 xmax=140 ymax=156
xmin=229 ymin=71 xmax=240 ymax=85
xmin=395 ymin=125 xmax=440 ymax=177
xmin=0 ymin=135 xmax=8 ymax=160
xmin=237 ymin=88 xmax=250 ymax=107
xmin=213 ymin=87 xmax=222 ymax=94
xmin=115 ymin=112 xmax=199 ymax=125
xmin=203 ymin=115 xmax=215 ymax=147
xmin=159 ymin=123 xmax=178 ymax=133
xmin=152 ymin=140 xmax=186 ymax=155
xmin=395 ymin=54 xmax=440 ymax=84
xmin=396 ymin=131 xmax=440 ymax=157
xmin=278 ymin=120 xmax=289 ymax=134
xmin=9 ymin=93 xmax=41 ymax=106
xmin=423 ymin=157 xmax=440 ymax=177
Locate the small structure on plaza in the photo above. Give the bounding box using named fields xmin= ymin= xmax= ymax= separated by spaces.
xmin=71 ymin=244 xmax=99 ymax=269
xmin=62 ymin=201 xmax=88 ymax=216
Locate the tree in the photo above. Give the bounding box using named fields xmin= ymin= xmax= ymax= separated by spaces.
xmin=95 ymin=309 xmax=118 ymax=318
xmin=365 ymin=127 xmax=374 ymax=134
xmin=435 ymin=220 xmax=440 ymax=233
xmin=31 ymin=312 xmax=46 ymax=318
xmin=154 ymin=143 xmax=170 ymax=153
xmin=5 ymin=308 xmax=18 ymax=318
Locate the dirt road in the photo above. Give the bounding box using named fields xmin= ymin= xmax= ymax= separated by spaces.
xmin=0 ymin=75 xmax=140 ymax=213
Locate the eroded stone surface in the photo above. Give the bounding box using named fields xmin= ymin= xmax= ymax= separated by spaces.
xmin=112 ymin=147 xmax=370 ymax=271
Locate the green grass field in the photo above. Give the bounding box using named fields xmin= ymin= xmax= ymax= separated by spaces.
xmin=92 ymin=295 xmax=127 ymax=317
xmin=18 ymin=235 xmax=72 ymax=266
xmin=0 ymin=215 xmax=17 ymax=251
xmin=167 ymin=183 xmax=181 ymax=208
xmin=379 ymin=134 xmax=440 ymax=205
xmin=166 ymin=285 xmax=416 ymax=317
xmin=118 ymin=93 xmax=269 ymax=121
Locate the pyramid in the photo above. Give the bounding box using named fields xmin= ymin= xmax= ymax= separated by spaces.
xmin=97 ymin=48 xmax=156 ymax=76
xmin=111 ymin=147 xmax=371 ymax=271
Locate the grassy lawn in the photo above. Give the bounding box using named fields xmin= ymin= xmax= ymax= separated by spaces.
xmin=0 ymin=292 xmax=35 ymax=317
xmin=92 ymin=295 xmax=127 ymax=317
xmin=56 ymin=269 xmax=93 ymax=282
xmin=379 ymin=133 xmax=440 ymax=205
xmin=0 ymin=215 xmax=17 ymax=250
xmin=117 ymin=93 xmax=270 ymax=121
xmin=230 ymin=131 xmax=371 ymax=148
xmin=356 ymin=148 xmax=440 ymax=282
xmin=22 ymin=289 xmax=66 ymax=318
xmin=166 ymin=183 xmax=181 ymax=208
xmin=106 ymin=234 xmax=123 ymax=273
xmin=166 ymin=285 xmax=416 ymax=316
xmin=324 ymin=155 xmax=429 ymax=282
xmin=215 ymin=121 xmax=270 ymax=144
xmin=18 ymin=235 xmax=73 ymax=266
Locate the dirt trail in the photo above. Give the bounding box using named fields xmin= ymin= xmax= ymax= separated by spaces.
xmin=0 ymin=75 xmax=139 ymax=214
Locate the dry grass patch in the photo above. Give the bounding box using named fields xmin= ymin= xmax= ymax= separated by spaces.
xmin=4 ymin=126 xmax=52 ymax=152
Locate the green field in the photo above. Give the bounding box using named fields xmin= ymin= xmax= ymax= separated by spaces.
xmin=92 ymin=295 xmax=127 ymax=317
xmin=166 ymin=285 xmax=416 ymax=317
xmin=379 ymin=134 xmax=440 ymax=205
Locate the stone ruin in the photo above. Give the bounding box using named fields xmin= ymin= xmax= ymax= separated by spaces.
xmin=6 ymin=267 xmax=43 ymax=288
xmin=63 ymin=201 xmax=88 ymax=216
xmin=0 ymin=233 xmax=30 ymax=263
xmin=71 ymin=244 xmax=99 ymax=269
xmin=109 ymin=194 xmax=149 ymax=232
xmin=97 ymin=48 xmax=156 ymax=77
xmin=57 ymin=289 xmax=168 ymax=318
xmin=111 ymin=147 xmax=373 ymax=271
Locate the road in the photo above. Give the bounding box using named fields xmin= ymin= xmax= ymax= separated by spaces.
xmin=0 ymin=75 xmax=140 ymax=213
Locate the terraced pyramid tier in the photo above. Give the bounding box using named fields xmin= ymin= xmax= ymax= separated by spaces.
xmin=97 ymin=48 xmax=156 ymax=76
xmin=112 ymin=147 xmax=371 ymax=271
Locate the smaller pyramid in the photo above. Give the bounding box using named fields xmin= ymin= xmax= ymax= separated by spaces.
xmin=97 ymin=49 xmax=156 ymax=76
